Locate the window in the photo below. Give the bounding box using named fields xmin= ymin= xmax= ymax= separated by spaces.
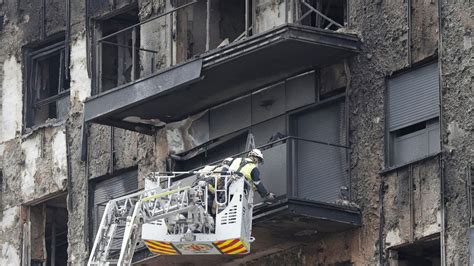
xmin=389 ymin=236 xmax=440 ymax=265
xmin=175 ymin=0 xmax=249 ymax=62
xmin=95 ymin=8 xmax=140 ymax=93
xmin=298 ymin=0 xmax=347 ymax=29
xmin=386 ymin=62 xmax=440 ymax=167
xmin=28 ymin=194 xmax=68 ymax=266
xmin=25 ymin=41 xmax=70 ymax=128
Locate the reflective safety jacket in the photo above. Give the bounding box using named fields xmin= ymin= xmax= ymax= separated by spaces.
xmin=229 ymin=158 xmax=269 ymax=197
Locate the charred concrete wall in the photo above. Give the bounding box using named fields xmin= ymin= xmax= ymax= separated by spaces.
xmin=440 ymin=0 xmax=473 ymax=264
xmin=245 ymin=0 xmax=440 ymax=265
xmin=0 ymin=0 xmax=471 ymax=265
xmin=384 ymin=158 xmax=441 ymax=247
xmin=0 ymin=0 xmax=72 ymax=264
xmin=250 ymin=0 xmax=470 ymax=265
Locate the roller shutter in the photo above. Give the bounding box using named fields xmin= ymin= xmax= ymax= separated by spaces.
xmin=387 ymin=62 xmax=439 ymax=131
xmin=90 ymin=170 xmax=138 ymax=249
xmin=294 ymin=101 xmax=347 ymax=202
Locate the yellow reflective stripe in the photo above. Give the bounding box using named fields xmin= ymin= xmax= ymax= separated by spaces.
xmin=153 ymin=242 xmax=174 ymax=249
xmin=216 ymin=239 xmax=234 ymax=248
xmin=149 ymin=248 xmax=177 ymax=255
xmin=240 ymin=238 xmax=250 ymax=250
xmin=221 ymin=241 xmax=242 ymax=253
xmin=240 ymin=163 xmax=256 ymax=190
xmin=146 ymin=244 xmax=177 ymax=255
xmin=227 ymin=246 xmax=247 ymax=254
xmin=142 ymin=186 xmax=191 ymax=202
xmin=209 ymin=184 xmax=215 ymax=193
xmin=146 ymin=242 xmax=175 ymax=252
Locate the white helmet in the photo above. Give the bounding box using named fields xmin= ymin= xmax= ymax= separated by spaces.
xmin=248 ymin=149 xmax=264 ymax=162
xmin=222 ymin=157 xmax=233 ymax=165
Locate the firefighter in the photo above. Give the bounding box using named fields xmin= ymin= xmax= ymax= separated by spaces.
xmin=207 ymin=157 xmax=233 ymax=215
xmin=230 ymin=149 xmax=276 ymax=201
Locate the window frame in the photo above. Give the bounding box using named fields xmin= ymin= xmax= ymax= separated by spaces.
xmin=388 ymin=118 xmax=440 ymax=167
xmin=24 ymin=40 xmax=70 ymax=129
xmin=92 ymin=6 xmax=140 ymax=95
xmin=384 ymin=61 xmax=441 ymax=168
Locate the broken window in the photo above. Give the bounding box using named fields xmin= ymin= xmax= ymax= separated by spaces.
xmin=212 ymin=0 xmax=248 ymax=46
xmin=175 ymin=0 xmax=248 ymax=62
xmin=298 ymin=0 xmax=347 ymax=30
xmin=95 ymin=8 xmax=140 ymax=93
xmin=25 ymin=41 xmax=70 ymax=128
xmin=386 ymin=62 xmax=440 ymax=167
xmin=389 ymin=236 xmax=441 ymax=266
xmin=28 ymin=194 xmax=68 ymax=266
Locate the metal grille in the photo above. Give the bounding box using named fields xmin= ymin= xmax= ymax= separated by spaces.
xmin=220 ymin=205 xmax=238 ymax=225
xmin=294 ymin=101 xmax=347 ymax=202
xmin=387 ymin=62 xmax=439 ymax=131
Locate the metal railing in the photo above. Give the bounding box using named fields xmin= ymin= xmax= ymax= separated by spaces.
xmin=296 ymin=0 xmax=344 ymax=30
xmin=172 ymin=135 xmax=351 ymax=204
xmin=95 ymin=0 xmax=344 ymax=93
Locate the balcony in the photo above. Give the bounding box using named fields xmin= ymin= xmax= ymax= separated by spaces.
xmin=129 ymin=136 xmax=360 ymax=263
xmin=84 ymin=0 xmax=361 ymax=133
xmin=247 ymin=136 xmax=360 ymax=231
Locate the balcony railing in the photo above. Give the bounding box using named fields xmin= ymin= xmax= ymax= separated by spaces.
xmin=94 ymin=0 xmax=345 ymax=94
xmin=173 ymin=135 xmax=351 ymax=206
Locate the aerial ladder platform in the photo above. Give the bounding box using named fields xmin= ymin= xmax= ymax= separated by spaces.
xmin=87 ymin=169 xmax=255 ymax=265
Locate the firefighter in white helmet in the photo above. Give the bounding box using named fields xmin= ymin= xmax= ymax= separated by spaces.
xmin=230 ymin=149 xmax=276 ymax=201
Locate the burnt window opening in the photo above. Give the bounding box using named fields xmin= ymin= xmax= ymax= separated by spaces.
xmin=175 ymin=0 xmax=248 ymax=62
xmin=214 ymin=0 xmax=248 ymax=45
xmin=175 ymin=0 xmax=208 ymax=61
xmin=29 ymin=194 xmax=68 ymax=266
xmin=389 ymin=236 xmax=441 ymax=266
xmin=25 ymin=40 xmax=70 ymax=128
xmin=96 ymin=8 xmax=140 ymax=93
xmin=299 ymin=0 xmax=347 ymax=30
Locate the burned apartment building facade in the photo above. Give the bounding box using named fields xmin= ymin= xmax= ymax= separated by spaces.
xmin=0 ymin=0 xmax=472 ymax=265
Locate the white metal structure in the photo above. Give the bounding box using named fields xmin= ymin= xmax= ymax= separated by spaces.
xmin=88 ymin=169 xmax=254 ymax=265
